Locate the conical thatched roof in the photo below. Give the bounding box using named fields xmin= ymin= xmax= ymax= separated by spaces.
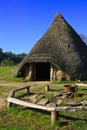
xmin=14 ymin=13 xmax=87 ymax=80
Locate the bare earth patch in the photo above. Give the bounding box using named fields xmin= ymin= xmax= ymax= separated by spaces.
xmin=0 ymin=96 xmax=6 ymax=110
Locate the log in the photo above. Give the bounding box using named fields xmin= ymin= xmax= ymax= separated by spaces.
xmin=13 ymin=85 xmax=31 ymax=93
xmin=7 ymin=91 xmax=15 ymax=108
xmin=8 ymin=86 xmax=31 ymax=99
xmin=7 ymin=97 xmax=87 ymax=111
xmin=8 ymin=91 xmax=15 ymax=98
xmin=75 ymin=83 xmax=87 ymax=87
xmin=55 ymin=106 xmax=87 ymax=111
xmin=7 ymin=97 xmax=55 ymax=111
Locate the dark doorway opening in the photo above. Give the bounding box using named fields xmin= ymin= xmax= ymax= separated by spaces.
xmin=35 ymin=63 xmax=50 ymax=81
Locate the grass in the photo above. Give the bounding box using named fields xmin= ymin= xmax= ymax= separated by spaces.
xmin=52 ymin=80 xmax=76 ymax=84
xmin=0 ymin=107 xmax=52 ymax=130
xmin=0 ymin=66 xmax=26 ymax=82
xmin=0 ymin=66 xmax=87 ymax=129
xmin=0 ymin=85 xmax=87 ymax=130
xmin=52 ymin=79 xmax=87 ymax=84
xmin=0 ymin=107 xmax=87 ymax=130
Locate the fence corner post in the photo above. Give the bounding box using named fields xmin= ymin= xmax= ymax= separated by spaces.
xmin=51 ymin=111 xmax=59 ymax=125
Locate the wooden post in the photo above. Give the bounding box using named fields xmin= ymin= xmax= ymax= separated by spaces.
xmin=10 ymin=91 xmax=15 ymax=97
xmin=27 ymin=86 xmax=30 ymax=94
xmin=45 ymin=85 xmax=49 ymax=92
xmin=51 ymin=111 xmax=59 ymax=125
xmin=7 ymin=102 xmax=13 ymax=108
xmin=50 ymin=64 xmax=54 ymax=81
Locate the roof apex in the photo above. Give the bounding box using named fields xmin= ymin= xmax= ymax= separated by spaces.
xmin=52 ymin=13 xmax=66 ymax=24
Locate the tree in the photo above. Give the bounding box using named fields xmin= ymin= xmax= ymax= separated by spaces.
xmin=0 ymin=48 xmax=27 ymax=66
xmin=0 ymin=48 xmax=4 ymax=62
xmin=1 ymin=59 xmax=14 ymax=67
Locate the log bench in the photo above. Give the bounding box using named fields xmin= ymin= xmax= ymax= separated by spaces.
xmin=7 ymin=85 xmax=87 ymax=125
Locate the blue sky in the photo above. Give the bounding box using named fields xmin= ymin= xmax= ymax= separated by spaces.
xmin=0 ymin=0 xmax=87 ymax=54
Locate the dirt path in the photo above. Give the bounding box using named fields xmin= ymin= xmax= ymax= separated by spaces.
xmin=0 ymin=81 xmax=51 ymax=87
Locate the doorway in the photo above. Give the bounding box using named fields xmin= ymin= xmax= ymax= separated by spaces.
xmin=34 ymin=63 xmax=50 ymax=81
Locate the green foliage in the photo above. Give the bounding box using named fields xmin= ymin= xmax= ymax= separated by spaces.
xmin=1 ymin=59 xmax=14 ymax=67
xmin=0 ymin=48 xmax=26 ymax=66
xmin=0 ymin=66 xmax=26 ymax=82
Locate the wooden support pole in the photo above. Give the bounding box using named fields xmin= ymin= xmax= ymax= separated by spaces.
xmin=7 ymin=102 xmax=13 ymax=108
xmin=51 ymin=111 xmax=59 ymax=125
xmin=27 ymin=87 xmax=30 ymax=94
xmin=45 ymin=85 xmax=49 ymax=92
xmin=8 ymin=91 xmax=15 ymax=97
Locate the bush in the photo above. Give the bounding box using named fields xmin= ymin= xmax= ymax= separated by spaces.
xmin=0 ymin=59 xmax=14 ymax=67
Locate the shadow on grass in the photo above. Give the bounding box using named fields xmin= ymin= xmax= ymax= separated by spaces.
xmin=22 ymin=107 xmax=87 ymax=121
xmin=14 ymin=105 xmax=87 ymax=128
xmin=59 ymin=114 xmax=87 ymax=126
xmin=22 ymin=107 xmax=51 ymax=115
xmin=60 ymin=114 xmax=87 ymax=121
xmin=81 ymin=88 xmax=87 ymax=90
xmin=19 ymin=106 xmax=87 ymax=121
xmin=48 ymin=88 xmax=63 ymax=92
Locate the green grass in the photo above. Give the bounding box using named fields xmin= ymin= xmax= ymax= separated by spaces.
xmin=0 ymin=66 xmax=87 ymax=130
xmin=52 ymin=80 xmax=76 ymax=84
xmin=0 ymin=66 xmax=87 ymax=84
xmin=0 ymin=107 xmax=87 ymax=130
xmin=52 ymin=79 xmax=87 ymax=84
xmin=0 ymin=66 xmax=26 ymax=82
xmin=0 ymin=85 xmax=86 ymax=130
xmin=0 ymin=107 xmax=53 ymax=130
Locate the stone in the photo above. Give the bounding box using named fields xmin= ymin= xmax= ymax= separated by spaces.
xmin=37 ymin=98 xmax=49 ymax=106
xmin=66 ymin=92 xmax=73 ymax=95
xmin=29 ymin=94 xmax=39 ymax=99
xmin=56 ymin=99 xmax=63 ymax=105
xmin=53 ymin=92 xmax=63 ymax=97
xmin=61 ymin=94 xmax=68 ymax=99
xmin=37 ymin=94 xmax=45 ymax=100
xmin=21 ymin=95 xmax=30 ymax=100
xmin=81 ymin=100 xmax=87 ymax=105
xmin=46 ymin=102 xmax=56 ymax=107
xmin=66 ymin=92 xmax=74 ymax=98
xmin=60 ymin=92 xmax=73 ymax=99
xmin=31 ymin=98 xmax=38 ymax=104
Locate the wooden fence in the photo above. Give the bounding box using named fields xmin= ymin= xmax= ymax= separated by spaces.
xmin=7 ymin=85 xmax=87 ymax=124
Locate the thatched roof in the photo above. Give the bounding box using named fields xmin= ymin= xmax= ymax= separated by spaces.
xmin=14 ymin=13 xmax=87 ymax=80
